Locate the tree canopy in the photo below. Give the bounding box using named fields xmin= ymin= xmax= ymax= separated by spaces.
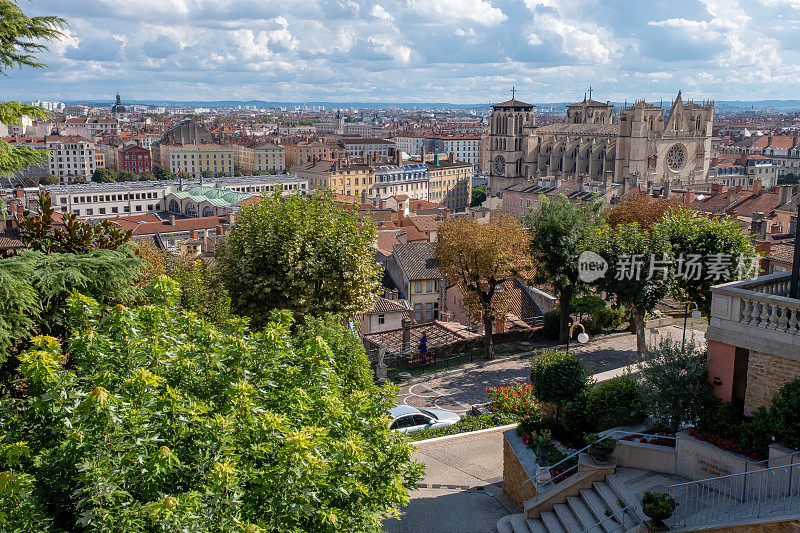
xmin=0 ymin=280 xmax=422 ymax=531
xmin=524 ymin=195 xmax=604 ymax=344
xmin=219 ymin=191 xmax=381 ymax=327
xmin=435 ymin=215 xmax=530 ymax=359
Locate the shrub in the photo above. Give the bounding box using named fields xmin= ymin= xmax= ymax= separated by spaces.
xmin=487 ymin=383 xmax=541 ymax=419
xmin=530 ymin=350 xmax=588 ymax=424
xmin=739 ymin=408 xmax=774 ymax=456
xmin=584 ymin=306 xmax=627 ymax=335
xmin=697 ymin=396 xmax=742 ymax=441
xmin=563 ymin=390 xmax=592 ymax=435
xmin=541 ymin=309 xmax=561 ymax=340
xmin=585 ymin=375 xmax=645 ymax=432
xmin=411 ymin=413 xmax=518 ymax=441
xmin=770 ymin=378 xmax=800 ymax=450
xmin=639 ymin=337 xmax=710 ymax=433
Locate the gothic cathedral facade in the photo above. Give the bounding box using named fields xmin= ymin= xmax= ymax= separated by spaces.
xmin=487 ymin=92 xmax=714 ymax=194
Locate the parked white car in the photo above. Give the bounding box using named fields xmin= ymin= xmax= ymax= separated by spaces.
xmin=389 ymin=405 xmax=460 ymax=434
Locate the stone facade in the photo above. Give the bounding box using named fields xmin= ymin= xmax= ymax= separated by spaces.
xmin=744 ymin=350 xmax=800 ymax=416
xmin=502 ymin=429 xmax=538 ymax=507
xmin=487 ymin=91 xmax=714 ymax=194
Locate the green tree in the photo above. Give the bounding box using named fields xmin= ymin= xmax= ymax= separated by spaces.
xmin=435 ymin=215 xmax=531 ymax=360
xmin=154 ymin=166 xmax=173 ymax=181
xmin=177 ymin=171 xmax=193 ymax=181
xmin=592 ymin=222 xmax=673 ymax=361
xmin=654 ymin=208 xmax=755 ymax=314
xmin=70 ymin=173 xmax=88 ymax=184
xmin=38 ymin=173 xmax=58 ymax=185
xmin=470 ymin=184 xmax=487 ymax=207
xmin=639 ymin=337 xmax=710 ymax=433
xmin=0 ymin=1 xmax=64 ymax=179
xmin=200 ymin=169 xmax=213 ymax=180
xmin=139 ymin=170 xmax=156 ymax=181
xmin=0 ymin=281 xmax=423 ymax=531
xmin=219 ymin=191 xmax=381 ymax=327
xmin=117 ymin=169 xmax=137 ymax=181
xmin=524 ymin=195 xmax=604 ymax=344
xmin=92 ymin=167 xmax=116 ymax=183
xmin=530 ymin=349 xmax=588 ymax=426
xmin=19 ymin=193 xmax=132 ymax=253
xmin=165 ymin=253 xmax=231 ymax=324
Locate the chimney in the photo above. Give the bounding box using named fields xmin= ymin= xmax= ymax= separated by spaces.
xmin=752 ymin=178 xmax=762 ymax=194
xmin=791 ymin=214 xmax=798 ymax=237
xmin=384 ymin=287 xmax=393 ymax=300
xmin=685 ymin=190 xmax=696 ymax=204
xmin=420 ymin=146 xmax=426 ymax=163
xmin=169 ymin=214 xmax=176 ymax=226
xmin=202 ymin=229 xmax=209 ymax=250
xmin=449 ymin=152 xmax=455 ymax=163
xmin=604 ymin=171 xmax=612 ymax=193
xmin=663 ymin=179 xmax=671 ymax=198
xmin=711 ymin=183 xmax=725 ymax=195
xmin=14 ymin=189 xmax=23 ymax=199
xmin=226 ymin=212 xmax=235 ymax=225
xmin=216 ymin=224 xmax=225 ymax=236
xmin=361 ymin=189 xmax=367 ymax=204
xmin=647 ymin=180 xmax=653 ymax=195
xmin=189 ymin=230 xmax=198 ymax=240
xmin=779 ymin=184 xmax=792 ymax=204
xmin=401 ymin=318 xmax=412 ymax=353
xmin=751 ymin=212 xmax=768 ymax=241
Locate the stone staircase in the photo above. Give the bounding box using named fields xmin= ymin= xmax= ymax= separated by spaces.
xmin=497 ymin=479 xmax=640 ymax=533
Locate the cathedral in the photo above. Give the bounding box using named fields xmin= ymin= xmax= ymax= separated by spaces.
xmin=487 ymin=91 xmax=714 ymax=194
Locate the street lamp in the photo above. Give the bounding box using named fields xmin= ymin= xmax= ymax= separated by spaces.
xmin=565 ymin=321 xmax=589 ymax=353
xmin=682 ymin=301 xmax=701 ymax=351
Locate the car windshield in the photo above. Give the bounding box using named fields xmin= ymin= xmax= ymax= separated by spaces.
xmin=419 ymin=409 xmax=437 ymax=420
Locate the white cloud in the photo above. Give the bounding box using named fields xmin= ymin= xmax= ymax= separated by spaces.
xmin=406 ymin=0 xmax=506 ymax=26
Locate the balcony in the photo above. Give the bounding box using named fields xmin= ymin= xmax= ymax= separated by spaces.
xmin=708 ymin=272 xmax=800 ymax=351
xmin=707 ymin=272 xmax=800 ymax=415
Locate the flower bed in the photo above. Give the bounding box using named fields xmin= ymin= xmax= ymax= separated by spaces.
xmin=487 ymin=383 xmax=541 ymax=419
xmin=620 ymin=433 xmax=676 ymax=447
xmin=689 ymin=427 xmax=767 ymax=461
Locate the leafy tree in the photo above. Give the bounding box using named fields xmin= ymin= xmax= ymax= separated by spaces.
xmin=117 ymin=169 xmax=137 ymax=181
xmin=470 ymin=184 xmax=487 ymax=206
xmin=70 ymin=173 xmax=88 ymax=184
xmin=92 ymin=167 xmax=116 ymax=183
xmin=530 ymin=350 xmax=588 ymax=426
xmin=19 ymin=193 xmax=132 ymax=253
xmin=571 ymin=294 xmax=607 ymax=322
xmin=524 ymin=194 xmax=604 ymax=344
xmin=592 ymin=222 xmax=672 ymax=361
xmin=0 ymin=281 xmax=423 ymax=531
xmin=605 ymin=191 xmax=681 ymax=230
xmin=177 ymin=171 xmax=193 ymax=181
xmin=139 ymin=170 xmax=156 ymax=181
xmin=219 ymin=190 xmax=381 ymax=328
xmin=435 ymin=215 xmax=530 ymax=359
xmin=639 ymin=337 xmax=710 ymax=433
xmin=0 ymin=1 xmax=64 ymax=179
xmin=0 ymin=249 xmax=141 ymax=367
xmin=654 ymin=208 xmax=755 ymax=314
xmin=154 ymin=166 xmax=174 ymax=181
xmin=38 ymin=173 xmax=58 ymax=185
xmin=166 ymin=254 xmax=231 ymax=324
xmin=200 ymin=169 xmax=214 ymax=180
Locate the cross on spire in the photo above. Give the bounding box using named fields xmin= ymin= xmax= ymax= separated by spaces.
xmin=511 ymin=86 xmax=516 ymax=100
xmin=588 ymin=86 xmax=593 ymax=100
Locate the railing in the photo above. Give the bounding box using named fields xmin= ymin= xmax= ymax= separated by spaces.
xmin=522 ymin=431 xmax=677 ymax=489
xmin=668 ymin=460 xmax=800 ymax=528
xmin=579 ymin=504 xmax=636 ymax=533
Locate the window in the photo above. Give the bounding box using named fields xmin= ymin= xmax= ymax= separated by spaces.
xmin=377 ymin=314 xmax=385 ymax=325
xmin=414 ymin=281 xmax=422 ymax=294
xmin=426 ymin=281 xmax=433 ymax=293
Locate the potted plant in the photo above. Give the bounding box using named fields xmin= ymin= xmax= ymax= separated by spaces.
xmin=586 ymin=433 xmax=616 ymax=463
xmin=534 ymin=430 xmax=553 ymax=458
xmin=641 ymin=491 xmax=677 ymax=531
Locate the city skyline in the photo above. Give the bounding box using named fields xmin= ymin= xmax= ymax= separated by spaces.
xmin=7 ymin=0 xmax=800 ymax=104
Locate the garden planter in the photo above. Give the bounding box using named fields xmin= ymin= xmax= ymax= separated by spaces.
xmin=536 ymin=441 xmax=552 ymax=458
xmin=588 ymin=444 xmax=614 ymax=463
xmin=643 ymin=507 xmax=672 ymax=531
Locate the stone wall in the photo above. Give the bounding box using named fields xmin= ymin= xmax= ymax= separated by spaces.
xmin=502 ymin=429 xmax=538 ymax=507
xmin=744 ymin=350 xmax=800 ymax=416
xmin=612 ymin=440 xmax=677 ymax=475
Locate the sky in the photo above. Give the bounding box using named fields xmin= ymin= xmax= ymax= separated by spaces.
xmin=6 ymin=0 xmax=800 ymax=104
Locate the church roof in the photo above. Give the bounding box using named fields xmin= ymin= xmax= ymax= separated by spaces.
xmin=566 ymin=99 xmax=611 ymax=108
xmin=536 ymin=123 xmax=619 ymax=136
xmin=492 ymin=98 xmax=534 ymax=109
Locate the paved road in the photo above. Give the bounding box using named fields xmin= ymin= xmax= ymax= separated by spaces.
xmin=398 ymin=326 xmax=705 ymax=415
xmin=382 ymin=427 xmax=515 ymax=533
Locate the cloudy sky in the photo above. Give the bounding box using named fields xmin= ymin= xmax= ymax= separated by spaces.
xmin=6 ymin=0 xmax=800 ymax=104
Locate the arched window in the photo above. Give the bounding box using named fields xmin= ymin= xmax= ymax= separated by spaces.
xmin=202 ymin=206 xmax=215 ymax=217
xmin=168 ymin=199 xmax=179 ymax=213
xmin=185 ymin=203 xmax=198 ymax=218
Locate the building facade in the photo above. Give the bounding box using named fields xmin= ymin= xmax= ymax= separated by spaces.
xmin=118 ymin=144 xmax=152 ymax=175
xmin=46 ymin=135 xmax=97 ymax=183
xmin=487 ymin=91 xmax=714 ymax=194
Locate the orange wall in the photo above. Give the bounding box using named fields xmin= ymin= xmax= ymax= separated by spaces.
xmin=708 ymin=339 xmax=737 ymax=402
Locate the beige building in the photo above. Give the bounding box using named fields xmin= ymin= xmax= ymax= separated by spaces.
xmin=233 ymin=142 xmax=285 ymax=174
xmin=285 ymin=142 xmax=337 ymax=168
xmin=386 ymin=242 xmax=444 ymax=323
xmin=157 ymin=143 xmax=236 ymax=176
xmin=295 ymin=159 xmax=374 ymax=200
xmin=425 ymin=154 xmax=472 ymax=211
xmin=488 ymin=91 xmax=714 ymax=194
xmin=46 ymin=135 xmax=97 ymax=183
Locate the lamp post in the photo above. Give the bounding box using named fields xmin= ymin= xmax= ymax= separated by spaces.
xmin=682 ymin=301 xmax=701 ymax=352
xmin=565 ymin=321 xmax=589 ymax=353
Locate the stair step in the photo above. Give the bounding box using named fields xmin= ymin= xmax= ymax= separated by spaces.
xmin=593 ymin=481 xmax=623 ymax=512
xmin=509 ymin=513 xmax=530 ymax=533
xmin=553 ymin=503 xmax=582 ymax=532
xmin=526 ymin=518 xmax=549 ymax=533
xmin=601 ymin=478 xmax=642 ymax=529
xmin=496 ymin=514 xmax=515 ymax=533
xmin=567 ymin=496 xmax=600 ymax=532
xmin=580 ymin=489 xmax=613 ymax=531
xmin=540 ymin=510 xmax=566 ymax=533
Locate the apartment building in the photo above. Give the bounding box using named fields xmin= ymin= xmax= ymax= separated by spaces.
xmin=430 ymin=135 xmax=481 ymax=171
xmin=46 ymin=135 xmax=97 ymax=183
xmin=285 ymin=142 xmax=334 ymax=168
xmin=393 ymin=135 xmax=427 ymax=156
xmin=373 ymin=162 xmax=428 ymax=200
xmin=386 ymin=242 xmax=444 ymax=323
xmin=295 ymin=159 xmax=374 ymax=200
xmin=157 ymin=143 xmax=236 ymax=176
xmin=341 ymin=138 xmax=392 ymax=158
xmin=711 ymin=154 xmax=779 ymax=189
xmin=118 ymin=144 xmax=152 ymax=174
xmin=2 ymin=137 xmax=48 ymax=180
xmin=424 ymin=154 xmax=473 ymax=211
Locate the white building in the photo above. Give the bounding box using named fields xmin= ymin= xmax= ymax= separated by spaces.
xmin=431 ymin=135 xmax=481 ymax=171
xmin=46 ymin=135 xmax=97 ymax=183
